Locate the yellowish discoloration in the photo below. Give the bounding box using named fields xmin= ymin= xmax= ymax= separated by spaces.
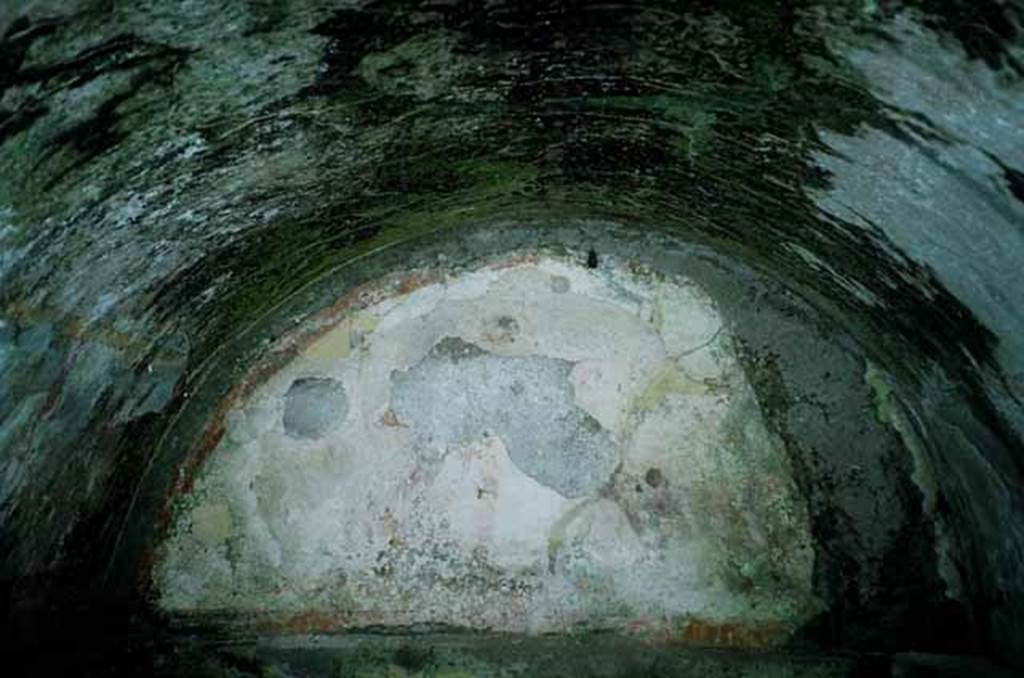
xmin=632 ymin=362 xmax=709 ymax=413
xmin=191 ymin=502 xmax=233 ymax=545
xmin=379 ymin=409 xmax=407 ymax=427
xmin=305 ymin=322 xmax=352 ymax=361
xmin=304 ymin=312 xmax=379 ymax=362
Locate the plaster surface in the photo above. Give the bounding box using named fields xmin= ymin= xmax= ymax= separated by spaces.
xmin=155 ymin=254 xmax=819 ymax=634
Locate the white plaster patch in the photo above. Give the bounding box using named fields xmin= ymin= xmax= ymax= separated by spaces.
xmin=154 ymin=254 xmax=820 ymax=634
xmin=425 ymin=436 xmax=575 ymax=571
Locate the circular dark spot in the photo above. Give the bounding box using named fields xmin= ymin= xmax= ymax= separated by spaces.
xmin=550 ymin=275 xmax=571 ymax=293
xmin=282 ymin=376 xmax=348 ymax=440
xmin=497 ymin=315 xmax=519 ymax=332
xmin=645 ymin=467 xmax=664 ymax=488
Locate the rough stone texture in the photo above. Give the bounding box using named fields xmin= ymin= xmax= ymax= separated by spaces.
xmin=809 ymin=11 xmax=1024 ymax=660
xmin=0 ymin=0 xmax=1021 ymax=674
xmin=212 ymin=635 xmax=863 ymax=677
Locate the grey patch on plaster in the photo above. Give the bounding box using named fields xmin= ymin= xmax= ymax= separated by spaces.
xmin=392 ymin=337 xmax=619 ymax=498
xmin=282 ymin=376 xmax=348 ymax=440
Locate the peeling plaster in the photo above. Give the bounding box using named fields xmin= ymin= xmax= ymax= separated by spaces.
xmin=155 ymin=255 xmax=820 ymax=636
